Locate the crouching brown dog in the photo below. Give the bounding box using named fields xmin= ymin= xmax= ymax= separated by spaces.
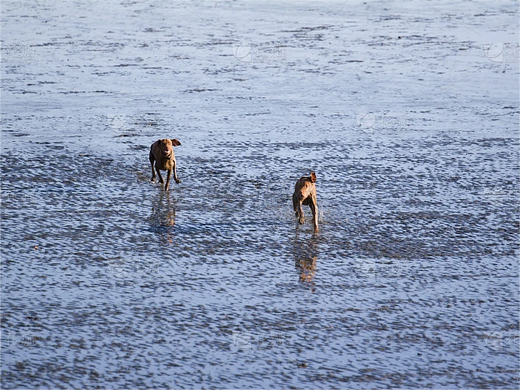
xmin=149 ymin=139 xmax=181 ymax=191
xmin=292 ymin=171 xmax=319 ymax=233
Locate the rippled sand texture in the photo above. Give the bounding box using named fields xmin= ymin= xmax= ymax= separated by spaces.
xmin=1 ymin=0 xmax=519 ymax=388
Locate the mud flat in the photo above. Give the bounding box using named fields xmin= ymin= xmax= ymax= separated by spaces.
xmin=1 ymin=1 xmax=519 ymax=388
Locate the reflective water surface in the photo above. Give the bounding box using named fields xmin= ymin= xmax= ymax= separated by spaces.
xmin=1 ymin=1 xmax=519 ymax=388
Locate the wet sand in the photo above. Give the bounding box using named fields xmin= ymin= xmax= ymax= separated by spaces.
xmin=1 ymin=0 xmax=519 ymax=388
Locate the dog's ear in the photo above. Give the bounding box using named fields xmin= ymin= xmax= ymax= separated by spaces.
xmin=310 ymin=172 xmax=317 ymax=183
xmin=171 ymin=139 xmax=181 ymax=147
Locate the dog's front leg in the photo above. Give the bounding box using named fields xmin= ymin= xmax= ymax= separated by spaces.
xmin=293 ymin=193 xmax=300 ymax=217
xmin=155 ymin=163 xmax=164 ymax=184
xmin=298 ymin=199 xmax=305 ymax=224
xmin=173 ymin=160 xmax=181 ymax=184
xmin=165 ymin=169 xmax=172 ymax=191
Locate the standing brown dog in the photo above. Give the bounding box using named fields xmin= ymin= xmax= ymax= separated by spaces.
xmin=149 ymin=139 xmax=181 ymax=191
xmin=292 ymin=172 xmax=319 ymax=233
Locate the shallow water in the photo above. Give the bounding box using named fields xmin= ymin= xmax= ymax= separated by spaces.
xmin=1 ymin=1 xmax=519 ymax=389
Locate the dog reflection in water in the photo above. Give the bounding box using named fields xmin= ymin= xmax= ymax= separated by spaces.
xmin=149 ymin=191 xmax=176 ymax=244
xmin=163 ymin=210 xmax=176 ymax=227
xmin=293 ymin=233 xmax=319 ymax=287
xmin=297 ymin=256 xmax=317 ymax=283
xmin=150 ymin=194 xmax=176 ymax=226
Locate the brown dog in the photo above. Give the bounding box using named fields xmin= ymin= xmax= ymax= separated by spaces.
xmin=292 ymin=172 xmax=319 ymax=233
xmin=149 ymin=139 xmax=181 ymax=191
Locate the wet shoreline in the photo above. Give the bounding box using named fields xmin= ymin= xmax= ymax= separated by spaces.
xmin=2 ymin=0 xmax=519 ymax=388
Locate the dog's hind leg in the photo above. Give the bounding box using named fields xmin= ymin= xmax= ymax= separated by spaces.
xmin=309 ymin=196 xmax=319 ymax=233
xmin=149 ymin=150 xmax=156 ymax=181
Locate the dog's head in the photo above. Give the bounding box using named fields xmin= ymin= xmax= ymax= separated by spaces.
xmin=157 ymin=139 xmax=181 ymax=158
xmin=296 ymin=172 xmax=317 ymax=198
